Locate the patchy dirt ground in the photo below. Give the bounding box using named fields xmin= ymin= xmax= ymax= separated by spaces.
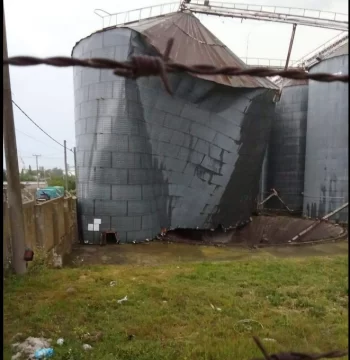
xmin=65 ymin=215 xmax=347 ymax=267
xmin=165 ymin=215 xmax=346 ymax=246
xmin=65 ymin=241 xmax=348 ymax=267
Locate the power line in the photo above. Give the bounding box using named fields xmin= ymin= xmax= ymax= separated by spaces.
xmin=22 ymin=155 xmax=62 ymax=159
xmin=12 ymin=99 xmax=74 ymax=153
xmin=15 ymin=127 xmax=64 ymax=151
xmin=22 ymin=156 xmax=63 ymax=159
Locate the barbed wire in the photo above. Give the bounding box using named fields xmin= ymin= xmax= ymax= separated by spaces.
xmin=251 ymin=337 xmax=348 ymax=360
xmin=3 ymin=39 xmax=348 ymax=95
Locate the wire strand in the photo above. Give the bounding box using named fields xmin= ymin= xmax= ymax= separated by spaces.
xmin=15 ymin=128 xmax=65 ymax=152
xmin=12 ymin=100 xmax=73 ymax=153
xmin=3 ymin=37 xmax=348 ymax=97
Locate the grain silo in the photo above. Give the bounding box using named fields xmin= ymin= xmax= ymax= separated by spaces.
xmin=265 ymin=79 xmax=308 ymax=212
xmin=303 ymin=43 xmax=348 ymax=222
xmin=72 ymin=11 xmax=278 ymax=244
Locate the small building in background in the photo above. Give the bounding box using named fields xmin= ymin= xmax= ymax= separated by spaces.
xmin=3 ymin=181 xmax=48 ymax=190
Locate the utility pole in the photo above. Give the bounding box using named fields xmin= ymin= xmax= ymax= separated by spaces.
xmin=64 ymin=140 xmax=69 ymax=194
xmin=32 ymin=154 xmax=41 ymax=189
xmin=73 ymin=147 xmax=78 ymax=180
xmin=3 ymin=8 xmax=27 ymax=274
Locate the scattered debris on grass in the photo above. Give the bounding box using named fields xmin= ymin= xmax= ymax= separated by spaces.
xmin=34 ymin=347 xmax=54 ymax=359
xmin=82 ymin=332 xmax=103 ymax=343
xmin=12 ymin=337 xmax=52 ymax=359
xmin=209 ymin=303 xmax=222 ymax=311
xmin=109 ymin=280 xmax=117 ymax=287
xmin=66 ymin=287 xmax=77 ymax=294
xmin=234 ymin=319 xmax=264 ymax=333
xmin=52 ymin=252 xmax=62 ymax=268
xmin=11 ymin=352 xmax=21 ymax=360
xmin=56 ymin=338 xmax=64 ymax=346
xmin=82 ymin=344 xmax=92 ymax=351
xmin=262 ymin=338 xmax=277 ymax=343
xmin=117 ymin=295 xmax=128 ymax=304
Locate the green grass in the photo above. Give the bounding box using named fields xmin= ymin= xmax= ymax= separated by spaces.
xmin=4 ymin=254 xmax=348 ymax=360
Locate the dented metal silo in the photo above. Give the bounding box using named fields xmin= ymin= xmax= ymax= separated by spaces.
xmin=303 ymin=43 xmax=348 ymax=222
xmin=265 ymin=79 xmax=308 ymax=212
xmin=258 ymin=147 xmax=269 ymax=204
xmin=72 ymin=12 xmax=277 ymax=244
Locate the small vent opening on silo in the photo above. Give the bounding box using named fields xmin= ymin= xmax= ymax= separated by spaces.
xmin=106 ymin=233 xmax=117 ymax=244
xmin=100 ymin=231 xmax=120 ymax=245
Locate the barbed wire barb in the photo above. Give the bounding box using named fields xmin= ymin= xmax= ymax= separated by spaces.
xmin=251 ymin=336 xmax=348 ymax=360
xmin=3 ymin=39 xmax=349 ymax=94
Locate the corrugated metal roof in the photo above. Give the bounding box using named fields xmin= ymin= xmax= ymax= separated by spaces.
xmin=72 ymin=11 xmax=277 ymax=90
xmin=324 ymin=41 xmax=348 ymax=60
xmin=125 ymin=11 xmax=277 ymax=89
xmin=281 ymin=78 xmax=309 ymax=88
xmin=308 ymin=41 xmax=348 ymax=70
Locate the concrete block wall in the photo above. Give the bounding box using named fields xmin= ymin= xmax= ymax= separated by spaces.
xmin=3 ymin=197 xmax=77 ymax=269
xmin=73 ymin=29 xmax=276 ymax=244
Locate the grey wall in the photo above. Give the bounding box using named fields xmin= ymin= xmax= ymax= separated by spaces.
xmin=303 ymin=54 xmax=348 ymax=221
xmin=265 ymin=83 xmax=308 ymax=211
xmin=73 ymin=28 xmax=276 ymax=243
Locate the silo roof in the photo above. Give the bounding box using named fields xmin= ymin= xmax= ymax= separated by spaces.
xmin=281 ymin=78 xmax=309 ymax=88
xmin=324 ymin=41 xmax=348 ymax=60
xmin=72 ymin=11 xmax=277 ymax=90
xmin=308 ymin=41 xmax=348 ymax=70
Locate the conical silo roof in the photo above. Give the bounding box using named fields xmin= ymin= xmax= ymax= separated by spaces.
xmin=73 ymin=11 xmax=277 ymax=90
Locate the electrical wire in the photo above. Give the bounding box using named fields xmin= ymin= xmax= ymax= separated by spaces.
xmin=21 ymin=155 xmax=63 ymax=159
xmin=15 ymin=128 xmax=64 ymax=152
xmin=12 ymin=100 xmax=74 ymax=153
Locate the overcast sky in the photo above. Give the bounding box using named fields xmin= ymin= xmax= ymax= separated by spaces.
xmin=3 ymin=0 xmax=348 ymax=172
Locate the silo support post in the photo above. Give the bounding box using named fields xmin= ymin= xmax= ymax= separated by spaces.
xmin=284 ymin=24 xmax=297 ymax=70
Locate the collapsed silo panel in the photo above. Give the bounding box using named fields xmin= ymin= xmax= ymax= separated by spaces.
xmin=73 ymin=17 xmax=277 ymax=244
xmin=266 ymin=80 xmax=308 ymax=211
xmin=303 ymin=47 xmax=348 ymax=221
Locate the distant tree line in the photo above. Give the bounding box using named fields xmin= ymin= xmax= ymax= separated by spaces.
xmin=3 ymin=167 xmax=76 ymax=191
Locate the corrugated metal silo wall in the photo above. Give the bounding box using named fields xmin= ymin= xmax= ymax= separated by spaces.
xmin=73 ymin=29 xmax=276 ymax=243
xmin=266 ymin=84 xmax=308 ymax=211
xmin=258 ymin=146 xmax=269 ymax=204
xmin=303 ymin=54 xmax=348 ymax=221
